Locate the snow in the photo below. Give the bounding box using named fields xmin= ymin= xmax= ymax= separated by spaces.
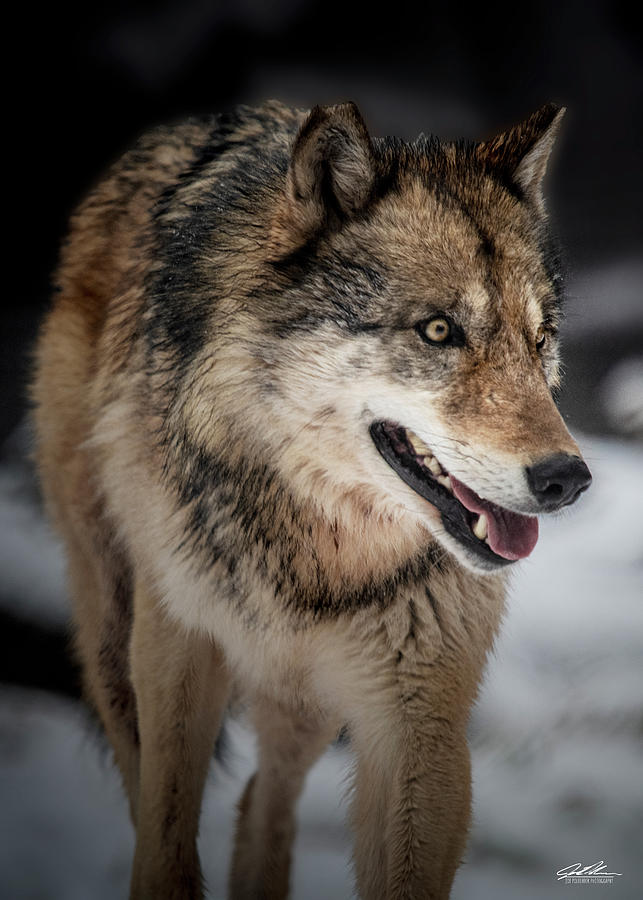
xmin=1 ymin=431 xmax=642 ymax=899
xmin=600 ymin=357 xmax=643 ymax=439
xmin=0 ymin=446 xmax=67 ymax=626
xmin=565 ymin=257 xmax=643 ymax=335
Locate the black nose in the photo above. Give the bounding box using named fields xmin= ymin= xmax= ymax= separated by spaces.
xmin=526 ymin=453 xmax=592 ymax=510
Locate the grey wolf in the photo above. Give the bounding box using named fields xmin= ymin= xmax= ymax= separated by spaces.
xmin=31 ymin=99 xmax=591 ymax=899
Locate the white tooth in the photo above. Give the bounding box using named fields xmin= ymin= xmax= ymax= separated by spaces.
xmin=408 ymin=433 xmax=431 ymax=456
xmin=428 ymin=457 xmax=442 ymax=476
xmin=437 ymin=475 xmax=452 ymax=492
xmin=473 ymin=513 xmax=488 ymax=541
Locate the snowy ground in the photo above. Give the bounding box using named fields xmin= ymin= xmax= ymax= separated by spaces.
xmin=1 ymin=430 xmax=642 ymax=900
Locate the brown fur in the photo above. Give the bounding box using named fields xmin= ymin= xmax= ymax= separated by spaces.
xmin=32 ymin=100 xmax=589 ymax=898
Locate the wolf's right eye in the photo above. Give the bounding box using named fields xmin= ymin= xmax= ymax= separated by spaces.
xmin=415 ymin=315 xmax=464 ymax=347
xmin=424 ymin=317 xmax=450 ymax=342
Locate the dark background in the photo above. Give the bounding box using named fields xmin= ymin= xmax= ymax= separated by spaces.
xmin=4 ymin=0 xmax=642 ymax=443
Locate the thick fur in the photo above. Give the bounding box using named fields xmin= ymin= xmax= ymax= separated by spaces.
xmin=32 ymin=100 xmax=585 ymax=899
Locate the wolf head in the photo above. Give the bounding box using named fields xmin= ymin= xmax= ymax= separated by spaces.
xmin=198 ymin=102 xmax=592 ymax=576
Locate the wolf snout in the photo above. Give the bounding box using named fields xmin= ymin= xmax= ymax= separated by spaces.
xmin=526 ymin=453 xmax=592 ymax=511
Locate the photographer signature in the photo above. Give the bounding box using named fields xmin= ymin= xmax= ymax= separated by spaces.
xmin=557 ymin=861 xmax=622 ymax=881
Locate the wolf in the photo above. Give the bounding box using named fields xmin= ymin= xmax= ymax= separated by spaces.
xmin=32 ymin=98 xmax=591 ymax=899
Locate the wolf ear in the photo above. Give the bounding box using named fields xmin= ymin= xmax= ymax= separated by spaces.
xmin=476 ymin=104 xmax=565 ymax=213
xmin=271 ymin=102 xmax=376 ymax=255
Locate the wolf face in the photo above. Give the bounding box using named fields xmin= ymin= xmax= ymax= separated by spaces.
xmin=219 ymin=103 xmax=592 ymax=575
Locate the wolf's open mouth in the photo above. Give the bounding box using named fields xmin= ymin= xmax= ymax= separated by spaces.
xmin=370 ymin=420 xmax=538 ymax=567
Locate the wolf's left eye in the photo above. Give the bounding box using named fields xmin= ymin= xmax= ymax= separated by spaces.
xmin=536 ymin=325 xmax=546 ymax=350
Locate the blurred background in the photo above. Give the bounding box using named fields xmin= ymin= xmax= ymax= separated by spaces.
xmin=2 ymin=1 xmax=641 ymax=898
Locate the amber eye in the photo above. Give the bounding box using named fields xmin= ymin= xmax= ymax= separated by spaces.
xmin=423 ymin=317 xmax=451 ymax=343
xmin=415 ymin=314 xmax=464 ymax=347
xmin=536 ymin=325 xmax=546 ymax=349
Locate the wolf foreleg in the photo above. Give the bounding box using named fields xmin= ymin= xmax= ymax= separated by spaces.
xmin=129 ymin=580 xmax=231 ymax=900
xmin=315 ymin=610 xmax=474 ymax=900
xmin=350 ymin=712 xmax=471 ymax=900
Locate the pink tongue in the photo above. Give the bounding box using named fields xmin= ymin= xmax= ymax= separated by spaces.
xmin=449 ymin=476 xmax=539 ymax=560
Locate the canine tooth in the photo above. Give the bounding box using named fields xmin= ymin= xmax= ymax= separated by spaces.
xmin=437 ymin=475 xmax=452 ymax=491
xmin=473 ymin=513 xmax=488 ymax=541
xmin=408 ymin=434 xmax=431 ymax=456
xmin=428 ymin=457 xmax=442 ymax=476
